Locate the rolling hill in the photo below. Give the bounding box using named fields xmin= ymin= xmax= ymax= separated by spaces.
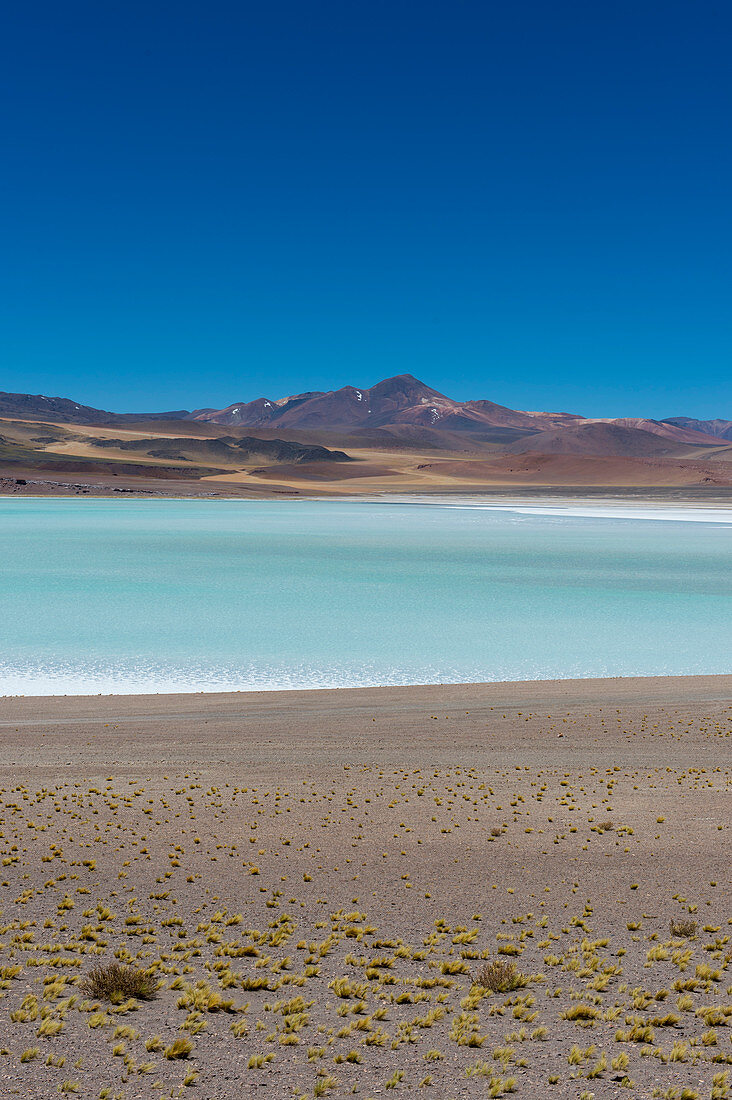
xmin=505 ymin=422 xmax=712 ymax=458
xmin=662 ymin=417 xmax=732 ymax=442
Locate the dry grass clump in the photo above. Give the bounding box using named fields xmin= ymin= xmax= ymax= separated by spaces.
xmin=80 ymin=962 xmax=156 ymax=1002
xmin=474 ymin=958 xmax=527 ymax=993
xmin=670 ymin=918 xmax=698 ymax=938
xmin=164 ymin=1037 xmax=194 ymax=1060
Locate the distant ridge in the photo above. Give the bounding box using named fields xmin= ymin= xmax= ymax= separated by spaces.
xmin=579 ymin=418 xmax=722 ymax=447
xmin=505 ymin=422 xmax=710 ymax=458
xmin=0 ymin=391 xmax=190 ymax=425
xmin=662 ymin=416 xmax=732 ymax=442
xmin=0 ymin=391 xmax=119 ymax=425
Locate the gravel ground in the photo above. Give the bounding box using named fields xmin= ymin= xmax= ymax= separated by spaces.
xmin=0 ymin=677 xmax=729 ymax=1099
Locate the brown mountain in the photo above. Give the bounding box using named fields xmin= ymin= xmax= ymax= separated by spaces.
xmin=0 ymin=391 xmax=189 ymax=425
xmin=662 ymin=417 xmax=732 ymax=442
xmin=582 ymin=418 xmax=723 ymax=447
xmin=189 ymin=375 xmax=447 ymax=428
xmin=2 ymin=378 xmax=731 ymax=496
xmin=2 ymin=380 xmax=729 ymax=472
xmin=0 ymin=391 xmax=119 ymax=424
xmin=504 ymin=422 xmax=712 ymax=458
xmin=190 ymin=374 xmax=579 ymax=433
xmin=190 ymin=392 xmax=327 ymax=427
xmin=87 ymin=435 xmax=351 ymax=464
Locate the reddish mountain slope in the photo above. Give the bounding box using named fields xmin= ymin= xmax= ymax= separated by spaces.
xmin=190 ymin=392 xmax=327 ymax=427
xmin=662 ymin=417 xmax=732 ymax=441
xmin=190 ymin=374 xmax=580 ymax=433
xmin=191 ymin=376 xmax=453 ymax=429
xmin=505 ymin=422 xmax=707 ymax=458
xmin=584 ymin=418 xmax=722 ymax=446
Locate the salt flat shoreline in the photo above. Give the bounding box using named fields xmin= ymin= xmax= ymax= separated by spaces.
xmin=2 ymin=672 xmax=731 ymax=724
xmin=4 ymin=477 xmax=732 ymax=505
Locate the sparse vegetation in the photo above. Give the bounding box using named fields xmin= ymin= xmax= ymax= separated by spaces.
xmin=164 ymin=1037 xmax=194 ymax=1060
xmin=0 ymin=689 xmax=727 ymax=1096
xmin=80 ymin=963 xmax=156 ymax=1002
xmin=474 ymin=959 xmax=528 ymax=994
xmin=670 ymin=918 xmax=698 ymax=938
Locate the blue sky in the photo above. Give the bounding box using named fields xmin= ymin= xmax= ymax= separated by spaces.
xmin=2 ymin=1 xmax=730 ymax=417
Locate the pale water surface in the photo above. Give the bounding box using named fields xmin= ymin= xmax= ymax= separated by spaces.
xmin=1 ymin=498 xmax=730 ymax=695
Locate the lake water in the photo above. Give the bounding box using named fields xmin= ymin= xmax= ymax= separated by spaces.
xmin=1 ymin=497 xmax=730 ymax=695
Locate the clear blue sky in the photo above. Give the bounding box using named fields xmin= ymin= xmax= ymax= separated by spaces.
xmin=2 ymin=1 xmax=730 ymax=417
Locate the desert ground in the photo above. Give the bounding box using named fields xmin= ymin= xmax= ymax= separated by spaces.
xmin=2 ymin=412 xmax=732 ymax=498
xmin=0 ymin=677 xmax=729 ymax=1098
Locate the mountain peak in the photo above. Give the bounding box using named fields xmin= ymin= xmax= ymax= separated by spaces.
xmin=371 ymin=372 xmax=440 ymax=390
xmin=189 ymin=374 xmax=572 ymax=431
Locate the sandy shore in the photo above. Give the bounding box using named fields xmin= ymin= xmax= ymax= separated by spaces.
xmin=0 ymin=675 xmax=729 ymax=1097
xmin=4 ymin=471 xmax=732 ymax=501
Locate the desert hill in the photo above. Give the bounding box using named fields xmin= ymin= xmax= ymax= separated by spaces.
xmin=579 ymin=418 xmax=723 ymax=446
xmin=505 ymin=422 xmax=721 ymax=458
xmin=87 ymin=435 xmax=351 ymax=464
xmin=662 ymin=416 xmax=732 ymax=441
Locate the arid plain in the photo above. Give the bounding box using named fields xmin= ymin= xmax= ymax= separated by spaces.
xmin=0 ymin=677 xmax=729 ymax=1098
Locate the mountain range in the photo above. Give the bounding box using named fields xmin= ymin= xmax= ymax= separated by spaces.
xmin=1 ymin=375 xmax=729 ymax=450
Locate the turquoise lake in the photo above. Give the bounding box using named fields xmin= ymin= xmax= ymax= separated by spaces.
xmin=1 ymin=498 xmax=730 ymax=695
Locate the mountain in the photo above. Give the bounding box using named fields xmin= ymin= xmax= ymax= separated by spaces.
xmin=2 ymin=377 xmax=730 ymax=496
xmin=88 ymin=435 xmax=351 ymax=464
xmin=1 ymin=379 xmax=729 ymax=462
xmin=117 ymin=410 xmax=191 ymax=423
xmin=0 ymin=391 xmax=118 ymax=424
xmin=189 ymin=392 xmax=327 ymax=427
xmin=189 ymin=375 xmax=447 ymax=428
xmin=0 ymin=391 xmax=190 ymax=425
xmin=579 ymin=418 xmax=723 ymax=447
xmin=189 ymin=374 xmax=579 ymax=433
xmin=504 ymin=422 xmax=712 ymax=458
xmin=662 ymin=417 xmax=732 ymax=442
